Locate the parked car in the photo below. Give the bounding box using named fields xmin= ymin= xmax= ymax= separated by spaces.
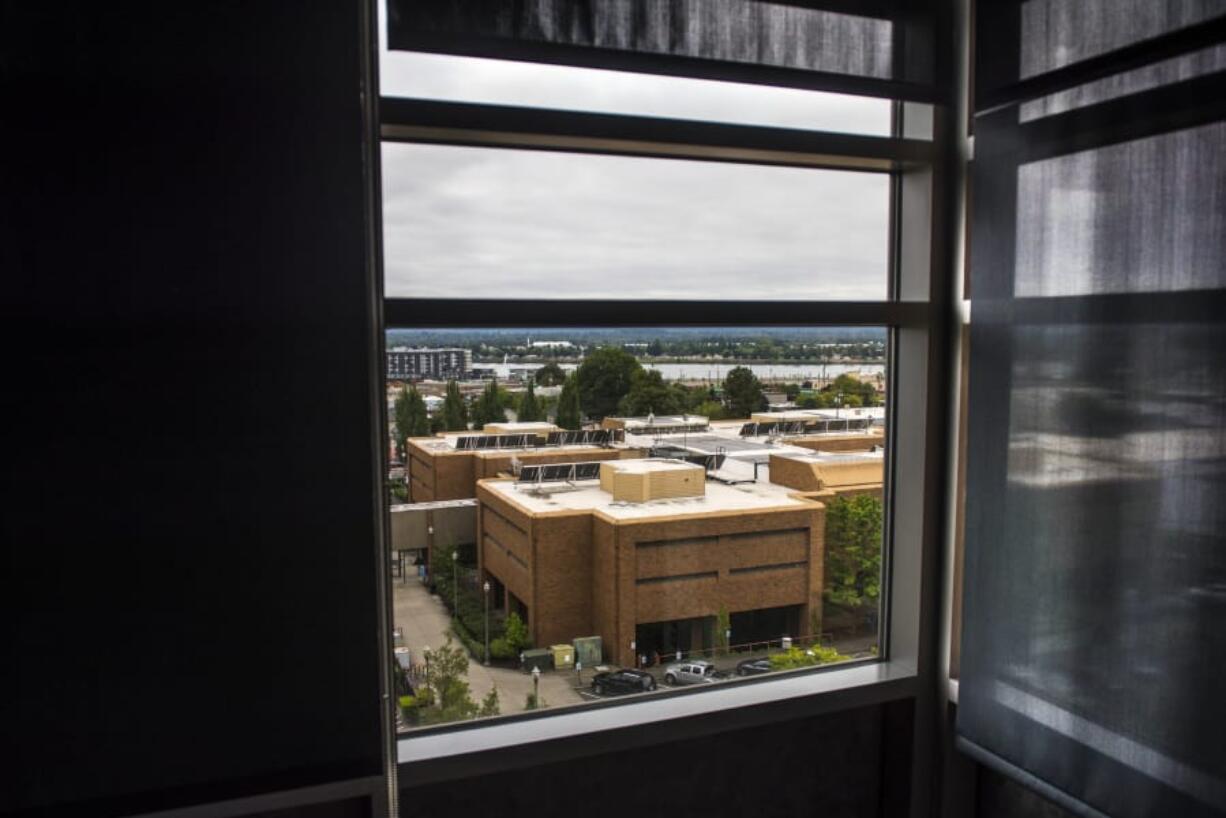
xmin=662 ymin=660 xmax=721 ymax=686
xmin=735 ymin=657 xmax=772 ymax=676
xmin=591 ymin=668 xmax=657 ymax=696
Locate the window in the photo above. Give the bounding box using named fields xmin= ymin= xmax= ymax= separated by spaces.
xmin=379 ymin=0 xmax=948 ymax=778
xmin=387 ymin=325 xmax=889 ymax=731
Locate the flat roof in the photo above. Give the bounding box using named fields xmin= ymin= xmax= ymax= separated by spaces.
xmin=408 ymin=435 xmax=612 ymax=454
xmin=629 ymin=432 xmax=817 ymax=463
xmin=774 ymin=450 xmax=885 ymax=465
xmin=600 ymin=458 xmax=698 ymax=474
xmin=484 ymin=477 xmax=810 ymax=520
xmin=755 ymin=407 xmax=886 ymax=421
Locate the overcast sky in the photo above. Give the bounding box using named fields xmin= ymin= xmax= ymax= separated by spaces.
xmin=378 ymin=7 xmax=891 ymax=301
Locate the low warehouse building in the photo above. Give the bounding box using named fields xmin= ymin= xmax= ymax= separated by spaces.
xmin=406 ymin=424 xmax=644 ymax=502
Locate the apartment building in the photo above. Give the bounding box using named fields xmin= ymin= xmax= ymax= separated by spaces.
xmin=385 ymin=346 xmax=472 ymax=381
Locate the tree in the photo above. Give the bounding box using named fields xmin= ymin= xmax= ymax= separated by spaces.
xmin=504 ymin=611 xmax=531 ymax=653
xmin=419 ymin=636 xmax=481 ymax=725
xmin=535 ymin=362 xmax=566 ymax=386
xmin=441 ymin=380 xmax=469 ymax=431
xmin=392 ymin=385 xmax=429 ymax=459
xmin=830 ymin=373 xmax=878 ymax=407
xmin=646 ymin=339 xmax=663 ymax=357
xmin=478 ymin=687 xmax=500 ymax=718
xmin=694 ymin=399 xmax=726 ymax=421
xmin=824 ymin=494 xmax=883 ymax=610
xmin=517 ymin=381 xmax=542 ymax=422
xmin=556 ymin=373 xmax=582 ymax=430
xmin=471 ymin=376 xmax=507 ymax=429
xmin=575 ymin=346 xmax=642 ymax=420
xmin=723 ymin=366 xmax=766 ymax=419
xmin=715 ymin=606 xmax=731 ymax=656
xmin=617 ymin=369 xmax=683 ymax=417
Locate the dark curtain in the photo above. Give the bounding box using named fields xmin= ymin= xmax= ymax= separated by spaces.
xmin=960 ymin=3 xmax=1226 ymax=817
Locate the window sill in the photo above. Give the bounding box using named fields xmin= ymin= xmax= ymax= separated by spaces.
xmin=396 ymin=659 xmax=917 ymax=786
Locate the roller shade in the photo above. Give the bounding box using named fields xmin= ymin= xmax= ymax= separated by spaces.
xmin=386 ymin=0 xmax=942 ymax=102
xmin=959 ymin=2 xmax=1226 ymax=817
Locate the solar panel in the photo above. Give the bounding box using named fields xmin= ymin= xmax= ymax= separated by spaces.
xmin=515 ymin=460 xmax=606 ymax=484
xmin=573 ymin=462 xmax=602 ymax=480
xmin=497 ymin=434 xmax=532 ymax=449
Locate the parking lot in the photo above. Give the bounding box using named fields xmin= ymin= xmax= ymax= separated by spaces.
xmin=393 ymin=574 xmax=880 ymax=716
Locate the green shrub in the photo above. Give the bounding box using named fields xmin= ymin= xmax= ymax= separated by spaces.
xmin=451 ymin=625 xmax=485 ymax=661
xmin=489 ymin=637 xmax=516 ymax=660
xmin=768 ymin=645 xmax=850 ymax=670
xmin=504 ymin=612 xmax=530 ymax=653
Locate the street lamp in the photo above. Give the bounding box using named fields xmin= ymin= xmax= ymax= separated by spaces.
xmin=422 ymin=647 xmax=431 ymax=705
xmin=483 ymin=580 xmax=491 ymax=666
xmin=451 ymin=546 xmax=458 ymax=617
xmin=531 ymin=665 xmax=541 ymax=708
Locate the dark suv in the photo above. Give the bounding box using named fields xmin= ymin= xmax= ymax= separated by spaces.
xmin=591 ymin=668 xmax=657 ymax=696
xmin=735 ymin=657 xmax=772 ymax=676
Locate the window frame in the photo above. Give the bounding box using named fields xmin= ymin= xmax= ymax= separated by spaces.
xmin=374 ymin=51 xmax=953 ymax=818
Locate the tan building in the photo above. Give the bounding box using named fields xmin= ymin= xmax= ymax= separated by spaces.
xmin=767 ymin=450 xmax=886 ymax=501
xmin=476 ymin=459 xmax=834 ymax=668
xmin=405 ymin=425 xmax=643 ymax=502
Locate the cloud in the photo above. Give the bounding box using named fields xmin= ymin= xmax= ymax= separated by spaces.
xmin=378 ymin=7 xmax=892 ymax=301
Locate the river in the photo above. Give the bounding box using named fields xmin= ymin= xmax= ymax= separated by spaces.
xmin=472 ymin=361 xmax=885 ymax=382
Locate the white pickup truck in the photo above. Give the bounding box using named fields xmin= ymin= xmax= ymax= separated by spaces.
xmin=662 ymin=659 xmax=722 ymax=686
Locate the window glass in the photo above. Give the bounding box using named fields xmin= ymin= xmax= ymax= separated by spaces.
xmin=386 ymin=326 xmax=887 ymax=730
xmin=382 ymin=143 xmax=891 ymax=301
xmin=378 ymin=4 xmax=894 ymax=136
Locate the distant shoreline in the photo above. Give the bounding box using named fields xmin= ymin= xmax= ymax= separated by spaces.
xmin=472 ymin=357 xmax=885 ymax=366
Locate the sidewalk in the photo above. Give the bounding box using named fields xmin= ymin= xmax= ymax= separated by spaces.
xmin=392 ymin=576 xmax=585 ymax=715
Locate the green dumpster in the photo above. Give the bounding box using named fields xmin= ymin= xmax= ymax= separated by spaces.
xmin=521 ymin=648 xmax=554 ymax=673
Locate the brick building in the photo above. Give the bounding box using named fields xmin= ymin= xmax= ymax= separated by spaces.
xmin=475 ymin=453 xmax=884 ymax=668
xmin=405 ymin=426 xmax=644 ymax=503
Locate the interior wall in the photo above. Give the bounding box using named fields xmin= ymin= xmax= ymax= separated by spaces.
xmin=400 ymin=702 xmax=914 ymax=818
xmin=2 ymin=2 xmax=387 ymax=815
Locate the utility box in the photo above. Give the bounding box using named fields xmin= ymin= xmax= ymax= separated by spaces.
xmin=521 ymin=648 xmax=554 ymax=673
xmin=572 ymin=636 xmax=602 ymax=668
xmin=550 ymin=644 xmax=575 ymax=669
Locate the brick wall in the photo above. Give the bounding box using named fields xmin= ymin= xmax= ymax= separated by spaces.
xmin=478 ymin=484 xmax=833 ymax=668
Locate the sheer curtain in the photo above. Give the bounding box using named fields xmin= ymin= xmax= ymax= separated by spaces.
xmin=959 ymin=3 xmax=1226 ymax=816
